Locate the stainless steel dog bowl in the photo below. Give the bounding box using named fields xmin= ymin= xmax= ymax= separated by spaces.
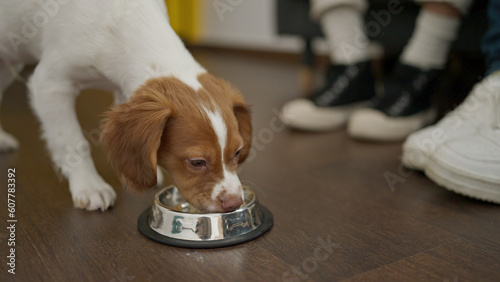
xmin=137 ymin=186 xmax=273 ymax=248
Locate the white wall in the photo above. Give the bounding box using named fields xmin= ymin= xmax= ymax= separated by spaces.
xmin=199 ymin=0 xmax=328 ymax=54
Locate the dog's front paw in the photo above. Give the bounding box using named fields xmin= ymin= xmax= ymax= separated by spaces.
xmin=71 ymin=181 xmax=117 ymax=211
xmin=0 ymin=131 xmax=19 ymax=152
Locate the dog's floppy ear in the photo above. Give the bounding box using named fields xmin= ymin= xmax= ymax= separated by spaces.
xmin=101 ymin=86 xmax=171 ymax=191
xmin=233 ymin=102 xmax=252 ymax=163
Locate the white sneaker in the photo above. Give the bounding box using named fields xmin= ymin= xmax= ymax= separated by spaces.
xmin=424 ymin=73 xmax=500 ymax=204
xmin=281 ymin=98 xmax=371 ymax=131
xmin=348 ymin=63 xmax=440 ymax=141
xmin=281 ymin=62 xmax=375 ymax=131
xmin=348 ymin=107 xmax=436 ymax=141
xmin=402 ymin=74 xmax=499 ymax=170
xmin=425 ymin=127 xmax=500 ymax=204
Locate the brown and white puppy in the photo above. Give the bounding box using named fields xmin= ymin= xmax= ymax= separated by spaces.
xmin=0 ymin=0 xmax=251 ymax=212
xmin=102 ymin=75 xmax=252 ymax=213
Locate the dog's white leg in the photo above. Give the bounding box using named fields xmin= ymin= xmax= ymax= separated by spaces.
xmin=29 ymin=62 xmax=116 ymax=211
xmin=0 ymin=61 xmax=23 ymax=152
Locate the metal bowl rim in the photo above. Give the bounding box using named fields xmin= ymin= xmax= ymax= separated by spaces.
xmin=153 ymin=185 xmax=257 ymax=216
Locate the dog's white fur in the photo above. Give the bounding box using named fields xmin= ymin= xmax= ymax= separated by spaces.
xmin=0 ymin=0 xmax=243 ymax=211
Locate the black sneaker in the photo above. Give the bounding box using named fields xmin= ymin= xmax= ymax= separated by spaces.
xmin=348 ymin=63 xmax=439 ymax=141
xmin=281 ymin=61 xmax=376 ymax=131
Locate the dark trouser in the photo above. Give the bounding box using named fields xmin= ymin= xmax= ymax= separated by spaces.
xmin=483 ymin=0 xmax=500 ymax=75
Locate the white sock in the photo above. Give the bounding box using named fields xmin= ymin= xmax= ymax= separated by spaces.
xmin=400 ymin=10 xmax=461 ymax=70
xmin=320 ymin=7 xmax=370 ymax=65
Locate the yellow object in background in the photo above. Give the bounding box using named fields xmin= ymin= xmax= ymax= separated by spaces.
xmin=165 ymin=0 xmax=202 ymax=43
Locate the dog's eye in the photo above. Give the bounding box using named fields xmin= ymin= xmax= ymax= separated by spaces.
xmin=189 ymin=159 xmax=206 ymax=168
xmin=234 ymin=149 xmax=241 ymax=158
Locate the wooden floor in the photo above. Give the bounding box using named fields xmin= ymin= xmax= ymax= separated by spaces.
xmin=1 ymin=48 xmax=499 ymax=282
